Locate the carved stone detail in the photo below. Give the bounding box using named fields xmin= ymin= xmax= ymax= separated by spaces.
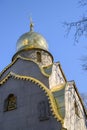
xmin=38 ymin=101 xmax=50 ymax=121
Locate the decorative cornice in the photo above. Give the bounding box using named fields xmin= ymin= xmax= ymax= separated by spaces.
xmin=0 ymin=72 xmax=64 ymax=124
xmin=0 ymin=55 xmax=52 ymax=79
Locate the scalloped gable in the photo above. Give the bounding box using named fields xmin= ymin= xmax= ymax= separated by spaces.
xmin=0 ymin=56 xmax=50 ymax=87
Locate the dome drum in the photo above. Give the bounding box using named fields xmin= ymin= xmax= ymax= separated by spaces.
xmin=12 ymin=48 xmax=53 ymax=67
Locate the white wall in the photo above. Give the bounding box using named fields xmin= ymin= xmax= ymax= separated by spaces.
xmin=64 ymin=82 xmax=87 ymax=130
xmin=49 ymin=63 xmax=65 ymax=89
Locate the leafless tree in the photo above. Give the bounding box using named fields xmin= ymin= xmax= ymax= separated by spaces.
xmin=81 ymin=56 xmax=87 ymax=70
xmin=64 ymin=0 xmax=87 ymax=70
xmin=64 ymin=0 xmax=87 ymax=43
xmin=64 ymin=0 xmax=87 ymax=114
xmin=79 ymin=0 xmax=87 ymax=6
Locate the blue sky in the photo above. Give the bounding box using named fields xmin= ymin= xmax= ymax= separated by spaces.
xmin=0 ymin=0 xmax=87 ymax=93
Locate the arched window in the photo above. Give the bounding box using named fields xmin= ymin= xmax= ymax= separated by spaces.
xmin=4 ymin=94 xmax=17 ymax=111
xmin=37 ymin=52 xmax=41 ymax=62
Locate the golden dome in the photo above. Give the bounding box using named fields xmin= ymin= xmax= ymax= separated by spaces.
xmin=16 ymin=31 xmax=48 ymax=52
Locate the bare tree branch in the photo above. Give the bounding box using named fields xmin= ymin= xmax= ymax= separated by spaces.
xmin=81 ymin=56 xmax=87 ymax=70
xmin=64 ymin=16 xmax=87 ymax=43
xmin=64 ymin=0 xmax=87 ymax=71
xmin=64 ymin=0 xmax=87 ymax=43
xmin=78 ymin=0 xmax=87 ymax=6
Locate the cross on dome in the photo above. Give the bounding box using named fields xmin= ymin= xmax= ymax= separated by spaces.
xmin=30 ymin=17 xmax=34 ymax=32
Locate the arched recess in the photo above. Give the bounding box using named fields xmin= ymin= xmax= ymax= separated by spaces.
xmin=4 ymin=94 xmax=17 ymax=111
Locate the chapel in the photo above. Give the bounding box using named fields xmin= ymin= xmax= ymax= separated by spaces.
xmin=0 ymin=21 xmax=87 ymax=130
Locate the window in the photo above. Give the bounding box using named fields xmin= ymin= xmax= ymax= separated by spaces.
xmin=4 ymin=94 xmax=17 ymax=111
xmin=37 ymin=52 xmax=41 ymax=62
xmin=74 ymin=101 xmax=79 ymax=117
xmin=38 ymin=101 xmax=50 ymax=121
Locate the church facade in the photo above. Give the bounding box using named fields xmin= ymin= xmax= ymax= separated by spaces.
xmin=0 ymin=22 xmax=87 ymax=130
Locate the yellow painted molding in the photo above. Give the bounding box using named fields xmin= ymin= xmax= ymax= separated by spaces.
xmin=40 ymin=67 xmax=51 ymax=77
xmin=50 ymin=84 xmax=65 ymax=92
xmin=18 ymin=55 xmax=52 ymax=77
xmin=0 ymin=72 xmax=64 ymax=124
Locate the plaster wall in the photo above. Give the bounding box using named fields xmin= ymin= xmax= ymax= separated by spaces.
xmin=64 ymin=83 xmax=87 ymax=130
xmin=49 ymin=63 xmax=65 ymax=89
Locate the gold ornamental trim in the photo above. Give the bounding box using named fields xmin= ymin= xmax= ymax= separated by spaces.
xmin=0 ymin=72 xmax=64 ymax=124
xmin=0 ymin=55 xmax=51 ymax=78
